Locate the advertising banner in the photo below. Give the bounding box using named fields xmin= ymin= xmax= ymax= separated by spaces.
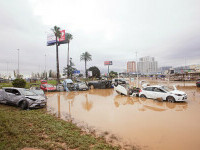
xmin=104 ymin=61 xmax=112 ymax=65
xmin=47 ymin=30 xmax=65 ymax=45
xmin=59 ymin=30 xmax=65 ymax=42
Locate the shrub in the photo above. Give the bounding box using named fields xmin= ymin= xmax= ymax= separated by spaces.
xmin=12 ymin=79 xmax=26 ymax=88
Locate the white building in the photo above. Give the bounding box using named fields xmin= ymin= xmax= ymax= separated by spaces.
xmin=137 ymin=56 xmax=158 ymax=74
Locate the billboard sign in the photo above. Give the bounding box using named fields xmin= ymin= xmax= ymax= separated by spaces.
xmin=104 ymin=61 xmax=112 ymax=65
xmin=88 ymin=71 xmax=92 ymax=77
xmin=59 ymin=30 xmax=65 ymax=42
xmin=47 ymin=30 xmax=65 ymax=45
xmin=73 ymin=70 xmax=80 ymax=74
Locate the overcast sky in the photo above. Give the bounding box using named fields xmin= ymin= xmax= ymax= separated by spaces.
xmin=0 ymin=0 xmax=200 ymax=77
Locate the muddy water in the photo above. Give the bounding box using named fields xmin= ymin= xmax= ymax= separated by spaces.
xmin=46 ymin=87 xmax=200 ymax=150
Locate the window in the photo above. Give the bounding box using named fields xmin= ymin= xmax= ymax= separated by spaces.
xmin=145 ymin=87 xmax=154 ymax=91
xmin=5 ymin=89 xmax=20 ymax=95
xmin=154 ymin=88 xmax=165 ymax=93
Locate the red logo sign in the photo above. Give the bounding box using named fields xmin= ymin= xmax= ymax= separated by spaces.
xmin=104 ymin=61 xmax=113 ymax=65
xmin=59 ymin=30 xmax=65 ymax=42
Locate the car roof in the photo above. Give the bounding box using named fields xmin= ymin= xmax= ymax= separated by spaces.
xmin=145 ymin=85 xmax=163 ymax=88
xmin=2 ymin=87 xmax=25 ymax=90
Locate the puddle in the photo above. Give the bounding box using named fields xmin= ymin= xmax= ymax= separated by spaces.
xmin=46 ymin=86 xmax=200 ymax=150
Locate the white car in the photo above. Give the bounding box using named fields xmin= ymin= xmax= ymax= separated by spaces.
xmin=139 ymin=85 xmax=187 ymax=102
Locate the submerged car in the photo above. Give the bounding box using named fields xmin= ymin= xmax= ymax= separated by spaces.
xmin=88 ymin=80 xmax=112 ymax=89
xmin=196 ymin=79 xmax=200 ymax=87
xmin=75 ymin=82 xmax=89 ymax=91
xmin=63 ymin=79 xmax=76 ymax=91
xmin=112 ymin=78 xmax=127 ymax=85
xmin=139 ymin=85 xmax=187 ymax=102
xmin=30 ymin=84 xmax=46 ymax=97
xmin=114 ymin=84 xmax=141 ymax=97
xmin=0 ymin=87 xmax=47 ymax=109
xmin=40 ymin=84 xmax=56 ymax=92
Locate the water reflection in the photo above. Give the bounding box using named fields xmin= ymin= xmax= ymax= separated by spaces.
xmin=57 ymin=93 xmax=60 ymax=118
xmin=88 ymin=89 xmax=113 ymax=97
xmin=82 ymin=94 xmax=93 ymax=111
xmin=113 ymin=95 xmax=188 ymax=111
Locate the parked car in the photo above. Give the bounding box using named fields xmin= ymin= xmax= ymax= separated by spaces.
xmin=139 ymin=85 xmax=187 ymax=102
xmin=40 ymin=80 xmax=47 ymax=84
xmin=75 ymin=82 xmax=89 ymax=91
xmin=114 ymin=83 xmax=140 ymax=97
xmin=0 ymin=87 xmax=47 ymax=109
xmin=40 ymin=84 xmax=56 ymax=92
xmin=112 ymin=78 xmax=127 ymax=85
xmin=29 ymin=84 xmax=46 ymax=98
xmin=196 ymin=79 xmax=200 ymax=87
xmin=56 ymin=84 xmax=64 ymax=91
xmin=63 ymin=79 xmax=76 ymax=91
xmin=88 ymin=80 xmax=112 ymax=89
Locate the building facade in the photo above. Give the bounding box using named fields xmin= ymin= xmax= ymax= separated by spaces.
xmin=127 ymin=61 xmax=136 ymax=73
xmin=137 ymin=56 xmax=158 ymax=74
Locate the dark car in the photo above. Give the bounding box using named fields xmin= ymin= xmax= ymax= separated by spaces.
xmin=74 ymin=82 xmax=89 ymax=91
xmin=88 ymin=80 xmax=112 ymax=89
xmin=0 ymin=87 xmax=47 ymax=110
xmin=196 ymin=80 xmax=200 ymax=87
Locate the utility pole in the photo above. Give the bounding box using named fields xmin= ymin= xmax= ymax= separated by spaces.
xmin=6 ymin=62 xmax=8 ymax=79
xmin=45 ymin=54 xmax=47 ymax=79
xmin=135 ymin=51 xmax=139 ymax=87
xmin=17 ymin=49 xmax=20 ymax=76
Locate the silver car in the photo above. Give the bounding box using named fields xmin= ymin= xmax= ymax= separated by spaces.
xmin=0 ymin=87 xmax=47 ymax=109
xmin=75 ymin=82 xmax=89 ymax=91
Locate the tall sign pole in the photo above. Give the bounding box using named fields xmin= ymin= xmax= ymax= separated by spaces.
xmin=45 ymin=54 xmax=47 ymax=79
xmin=104 ymin=61 xmax=112 ymax=77
xmin=17 ymin=49 xmax=20 ymax=76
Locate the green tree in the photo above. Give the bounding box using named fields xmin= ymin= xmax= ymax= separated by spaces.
xmin=52 ymin=26 xmax=61 ymax=84
xmin=63 ymin=58 xmax=76 ymax=79
xmin=88 ymin=66 xmax=100 ymax=78
xmin=66 ymin=33 xmax=73 ymax=77
xmin=109 ymin=71 xmax=118 ymax=78
xmin=12 ymin=79 xmax=26 ymax=88
xmin=80 ymin=52 xmax=92 ymax=78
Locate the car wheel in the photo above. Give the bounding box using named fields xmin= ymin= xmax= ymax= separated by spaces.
xmin=19 ymin=100 xmax=28 ymax=110
xmin=167 ymin=96 xmax=175 ymax=103
xmin=140 ymin=94 xmax=146 ymax=98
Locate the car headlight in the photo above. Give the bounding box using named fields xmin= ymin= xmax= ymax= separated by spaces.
xmin=27 ymin=97 xmax=37 ymax=101
xmin=175 ymin=94 xmax=182 ymax=96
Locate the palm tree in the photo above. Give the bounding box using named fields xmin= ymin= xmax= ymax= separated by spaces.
xmin=52 ymin=26 xmax=61 ymax=84
xmin=80 ymin=52 xmax=92 ymax=78
xmin=66 ymin=33 xmax=73 ymax=77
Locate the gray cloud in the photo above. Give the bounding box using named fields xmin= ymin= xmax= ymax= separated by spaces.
xmin=0 ymin=0 xmax=200 ymax=77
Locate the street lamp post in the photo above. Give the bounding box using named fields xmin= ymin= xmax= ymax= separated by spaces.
xmin=17 ymin=49 xmax=20 ymax=76
xmin=45 ymin=54 xmax=47 ymax=79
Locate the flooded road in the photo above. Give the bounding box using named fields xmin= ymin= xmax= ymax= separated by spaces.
xmin=46 ymin=87 xmax=200 ymax=150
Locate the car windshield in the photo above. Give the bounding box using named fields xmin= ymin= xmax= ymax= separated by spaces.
xmin=45 ymin=84 xmax=53 ymax=88
xmin=79 ymin=83 xmax=86 ymax=86
xmin=32 ymin=90 xmax=44 ymax=95
xmin=22 ymin=89 xmax=37 ymax=96
xmin=161 ymin=86 xmax=171 ymax=92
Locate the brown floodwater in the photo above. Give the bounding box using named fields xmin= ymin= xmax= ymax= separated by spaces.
xmin=46 ymin=86 xmax=200 ymax=150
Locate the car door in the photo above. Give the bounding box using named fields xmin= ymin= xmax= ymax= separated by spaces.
xmin=0 ymin=90 xmax=7 ymax=103
xmin=153 ymin=88 xmax=168 ymax=100
xmin=4 ymin=89 xmax=22 ymax=105
xmin=143 ymin=87 xmax=155 ymax=99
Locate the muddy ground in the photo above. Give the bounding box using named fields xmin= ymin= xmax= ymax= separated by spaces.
xmin=46 ymin=81 xmax=200 ymax=150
